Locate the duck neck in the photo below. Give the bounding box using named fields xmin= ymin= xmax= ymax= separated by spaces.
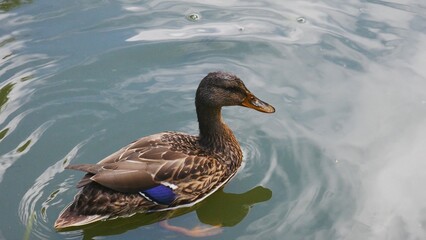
xmin=196 ymin=106 xmax=238 ymax=151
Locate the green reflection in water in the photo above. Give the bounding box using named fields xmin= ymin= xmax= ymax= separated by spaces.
xmin=41 ymin=189 xmax=60 ymax=220
xmin=197 ymin=186 xmax=272 ymax=227
xmin=0 ymin=82 xmax=15 ymax=112
xmin=1 ymin=37 xmax=15 ymax=60
xmin=0 ymin=37 xmax=15 ymax=48
xmin=20 ymin=75 xmax=33 ymax=82
xmin=0 ymin=128 xmax=9 ymax=140
xmin=59 ymin=186 xmax=272 ymax=239
xmin=17 ymin=139 xmax=31 ymax=153
xmin=0 ymin=0 xmax=32 ymax=12
xmin=23 ymin=211 xmax=35 ymax=240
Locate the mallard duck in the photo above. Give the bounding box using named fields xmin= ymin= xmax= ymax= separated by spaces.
xmin=54 ymin=72 xmax=275 ymax=229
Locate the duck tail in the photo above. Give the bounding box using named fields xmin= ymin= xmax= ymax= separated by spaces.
xmin=54 ymin=204 xmax=107 ymax=230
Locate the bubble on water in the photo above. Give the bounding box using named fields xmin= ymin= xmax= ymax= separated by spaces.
xmin=297 ymin=17 xmax=306 ymax=23
xmin=186 ymin=12 xmax=201 ymax=22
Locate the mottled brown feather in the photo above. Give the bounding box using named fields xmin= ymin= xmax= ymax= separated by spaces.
xmin=55 ymin=132 xmax=241 ymax=229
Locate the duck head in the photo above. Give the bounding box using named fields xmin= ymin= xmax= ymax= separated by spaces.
xmin=195 ymin=72 xmax=275 ymax=113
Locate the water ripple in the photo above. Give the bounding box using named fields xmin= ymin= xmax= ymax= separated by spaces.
xmin=0 ymin=120 xmax=53 ymax=183
xmin=123 ymin=1 xmax=315 ymax=43
xmin=18 ymin=139 xmax=91 ymax=240
xmin=1 ymin=0 xmax=425 ymax=239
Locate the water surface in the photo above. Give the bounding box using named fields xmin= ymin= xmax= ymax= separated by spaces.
xmin=1 ymin=0 xmax=426 ymax=239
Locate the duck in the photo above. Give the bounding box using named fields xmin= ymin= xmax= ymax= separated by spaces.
xmin=54 ymin=71 xmax=275 ymax=229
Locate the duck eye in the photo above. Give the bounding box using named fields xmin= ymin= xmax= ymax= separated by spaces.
xmin=227 ymin=86 xmax=241 ymax=93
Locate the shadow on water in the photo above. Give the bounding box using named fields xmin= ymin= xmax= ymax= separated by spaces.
xmin=59 ymin=186 xmax=272 ymax=239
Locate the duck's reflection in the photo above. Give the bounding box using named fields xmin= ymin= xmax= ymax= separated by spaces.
xmin=70 ymin=186 xmax=272 ymax=239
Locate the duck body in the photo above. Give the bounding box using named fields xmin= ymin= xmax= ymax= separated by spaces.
xmin=55 ymin=72 xmax=274 ymax=229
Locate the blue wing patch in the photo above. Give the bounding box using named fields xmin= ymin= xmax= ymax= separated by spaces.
xmin=139 ymin=184 xmax=176 ymax=205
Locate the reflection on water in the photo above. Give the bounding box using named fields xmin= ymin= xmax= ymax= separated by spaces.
xmin=0 ymin=120 xmax=53 ymax=183
xmin=18 ymin=139 xmax=90 ymax=239
xmin=1 ymin=0 xmax=426 ymax=239
xmin=0 ymin=82 xmax=14 ymax=110
xmin=125 ymin=6 xmax=305 ymax=43
xmin=197 ymin=186 xmax=272 ymax=227
xmin=0 ymin=82 xmax=14 ymax=141
xmin=62 ymin=186 xmax=271 ymax=239
xmin=0 ymin=0 xmax=32 ymax=12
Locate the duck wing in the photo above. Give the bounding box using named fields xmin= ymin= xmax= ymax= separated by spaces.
xmin=66 ymin=132 xmax=200 ymax=194
xmin=66 ymin=161 xmax=159 ymax=193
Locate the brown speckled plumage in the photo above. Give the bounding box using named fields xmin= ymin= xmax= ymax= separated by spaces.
xmin=55 ymin=72 xmax=275 ymax=229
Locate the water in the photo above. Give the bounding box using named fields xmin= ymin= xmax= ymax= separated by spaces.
xmin=1 ymin=0 xmax=426 ymax=239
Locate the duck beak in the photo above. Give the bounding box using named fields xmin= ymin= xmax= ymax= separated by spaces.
xmin=241 ymin=93 xmax=275 ymax=113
